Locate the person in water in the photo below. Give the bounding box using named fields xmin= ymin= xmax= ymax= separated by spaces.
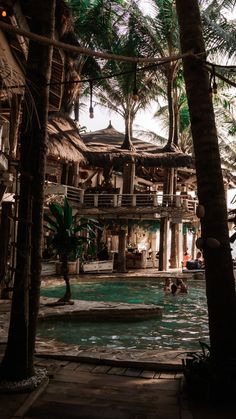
xmin=171 ymin=283 xmax=178 ymax=295
xmin=170 ymin=279 xmax=188 ymax=295
xmin=176 ymin=278 xmax=188 ymax=293
xmin=164 ymin=278 xmax=173 ymax=293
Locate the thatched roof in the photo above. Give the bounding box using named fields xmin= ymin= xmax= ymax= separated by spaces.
xmin=81 ymin=122 xmax=194 ymax=169
xmin=81 ymin=121 xmax=164 ymax=154
xmin=47 ymin=114 xmax=87 ymax=163
xmin=85 ymin=148 xmax=194 ymax=169
xmin=0 ymin=1 xmax=79 ymax=115
xmin=46 ymin=116 xmax=194 ymax=169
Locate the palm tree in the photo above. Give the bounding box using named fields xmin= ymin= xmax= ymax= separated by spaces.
xmin=176 ymin=0 xmax=236 ymax=368
xmin=0 ymin=0 xmax=56 ymax=382
xmin=68 ymin=0 xmax=125 ymax=120
xmin=44 ymin=198 xmax=100 ymax=302
xmin=202 ymin=0 xmax=236 ymax=59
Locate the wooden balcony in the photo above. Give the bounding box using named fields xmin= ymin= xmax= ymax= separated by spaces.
xmin=44 ymin=182 xmax=197 ymax=220
xmin=66 ymin=186 xmax=197 ymax=220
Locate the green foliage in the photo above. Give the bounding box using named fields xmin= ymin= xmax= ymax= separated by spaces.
xmin=44 ymin=198 xmax=101 ymax=261
xmin=136 ymin=220 xmax=160 ymax=232
xmin=181 ymin=340 xmax=236 ymax=401
xmin=107 ymin=219 xmax=160 ymax=233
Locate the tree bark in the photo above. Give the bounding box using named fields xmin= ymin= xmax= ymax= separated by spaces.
xmin=0 ymin=1 xmax=55 ymax=381
xmin=176 ymin=0 xmax=236 ymax=362
xmin=121 ymin=112 xmax=135 ymax=150
xmin=0 ymin=203 xmax=12 ymax=296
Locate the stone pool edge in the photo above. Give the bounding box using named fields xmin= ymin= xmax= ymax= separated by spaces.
xmin=39 ymin=297 xmax=162 ymax=321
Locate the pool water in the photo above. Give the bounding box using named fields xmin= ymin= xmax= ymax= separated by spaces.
xmin=38 ymin=280 xmax=209 ymax=350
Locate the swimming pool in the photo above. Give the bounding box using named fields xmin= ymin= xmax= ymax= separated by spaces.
xmin=38 ymin=280 xmax=209 ymax=350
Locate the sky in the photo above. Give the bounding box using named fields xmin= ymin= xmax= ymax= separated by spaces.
xmin=79 ymin=99 xmax=160 ymax=135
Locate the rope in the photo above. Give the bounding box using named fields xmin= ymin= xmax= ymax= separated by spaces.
xmin=0 ymin=20 xmax=199 ymax=64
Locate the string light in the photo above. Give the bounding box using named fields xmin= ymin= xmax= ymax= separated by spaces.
xmin=89 ymin=80 xmax=94 ymax=118
xmin=209 ymin=65 xmax=217 ymax=97
xmin=0 ymin=5 xmax=14 ymax=17
xmin=212 ymin=65 xmax=217 ymax=94
xmin=132 ymin=63 xmax=138 ymax=101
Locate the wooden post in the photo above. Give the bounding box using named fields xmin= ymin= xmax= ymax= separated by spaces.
xmin=163 ymin=218 xmax=170 ymax=271
xmin=117 ymin=224 xmax=127 ymax=273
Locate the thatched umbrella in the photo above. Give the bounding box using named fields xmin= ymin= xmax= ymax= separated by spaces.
xmin=81 ymin=122 xmax=194 ymax=171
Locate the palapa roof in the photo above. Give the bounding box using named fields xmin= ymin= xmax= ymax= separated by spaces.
xmin=46 ymin=116 xmax=194 ymax=170
xmin=81 ymin=122 xmax=194 ymax=169
xmin=82 ymin=121 xmax=165 ymax=154
xmin=52 ymin=117 xmax=236 ymax=194
xmin=47 ymin=114 xmax=87 ymax=163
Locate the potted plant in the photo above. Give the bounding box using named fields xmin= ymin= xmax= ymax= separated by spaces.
xmin=44 ymin=197 xmax=100 ymax=303
xmin=181 ymin=341 xmax=236 ymax=402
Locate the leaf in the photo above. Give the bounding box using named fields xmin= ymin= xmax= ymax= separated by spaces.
xmin=63 ymin=197 xmax=73 ymax=230
xmin=48 ymin=202 xmax=64 ymax=229
xmin=199 ymin=341 xmax=211 ymax=357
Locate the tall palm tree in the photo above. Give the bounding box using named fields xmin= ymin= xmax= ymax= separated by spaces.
xmin=68 ymin=0 xmax=125 ymax=120
xmin=0 ymin=1 xmax=56 ymax=382
xmin=176 ymin=0 xmax=236 ymax=366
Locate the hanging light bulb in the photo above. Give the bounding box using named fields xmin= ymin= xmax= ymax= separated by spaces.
xmin=89 ymin=80 xmax=94 ymax=118
xmin=132 ymin=63 xmax=139 ymax=101
xmin=212 ymin=65 xmax=217 ymax=95
xmin=209 ymin=73 xmax=213 ymax=97
xmin=89 ymin=106 xmax=94 ymax=118
xmin=209 ymin=66 xmax=217 ymax=97
xmin=132 ymin=87 xmax=139 ymax=102
xmin=212 ymin=78 xmax=217 ymax=95
xmin=0 ymin=5 xmax=14 ymax=17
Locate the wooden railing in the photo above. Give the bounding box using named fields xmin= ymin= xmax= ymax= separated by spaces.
xmin=66 ymin=186 xmax=197 ymax=213
xmin=44 ymin=182 xmax=197 ymax=214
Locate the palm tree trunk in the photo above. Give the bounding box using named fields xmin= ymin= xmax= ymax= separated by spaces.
xmin=0 ymin=202 xmax=12 ymax=296
xmin=0 ymin=0 xmax=55 ymax=381
xmin=121 ymin=113 xmax=135 ymax=150
xmin=59 ymin=253 xmax=71 ymax=302
xmin=176 ymin=0 xmax=236 ymax=363
xmin=163 ymin=64 xmax=177 ymax=151
xmin=117 ymin=225 xmax=127 ymax=273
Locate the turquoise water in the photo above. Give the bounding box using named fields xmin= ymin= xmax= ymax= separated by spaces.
xmin=38 ymin=280 xmax=209 ymax=350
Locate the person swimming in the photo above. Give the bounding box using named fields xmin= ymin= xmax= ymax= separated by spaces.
xmin=176 ymin=278 xmax=188 ymax=293
xmin=171 ymin=283 xmax=178 ymax=295
xmin=169 ymin=279 xmax=188 ymax=295
xmin=164 ymin=278 xmax=173 ymax=293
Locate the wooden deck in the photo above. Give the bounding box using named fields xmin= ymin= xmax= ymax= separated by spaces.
xmin=44 ymin=182 xmax=197 ymax=220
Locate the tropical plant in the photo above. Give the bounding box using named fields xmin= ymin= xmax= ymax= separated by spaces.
xmin=44 ymin=197 xmax=100 ymax=302
xmin=181 ymin=340 xmax=236 ymax=401
xmin=94 ymin=6 xmax=162 ymax=150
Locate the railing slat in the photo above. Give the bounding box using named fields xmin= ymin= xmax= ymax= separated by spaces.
xmin=45 ymin=182 xmax=197 ymax=215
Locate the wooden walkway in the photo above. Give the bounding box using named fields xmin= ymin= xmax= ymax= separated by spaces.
xmin=1 ymin=356 xmax=236 ymax=419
